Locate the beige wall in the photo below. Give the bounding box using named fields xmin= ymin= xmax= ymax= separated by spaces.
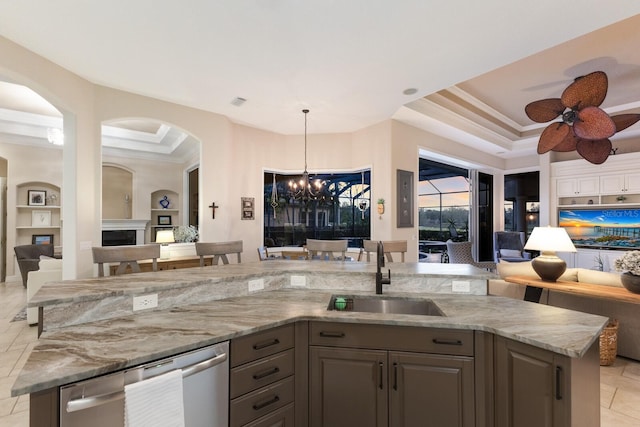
xmin=1 ymin=34 xmax=516 ymax=279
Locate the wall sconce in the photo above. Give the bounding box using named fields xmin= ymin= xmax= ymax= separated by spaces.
xmin=377 ymin=198 xmax=385 ymax=215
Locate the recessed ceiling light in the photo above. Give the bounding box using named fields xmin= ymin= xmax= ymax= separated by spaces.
xmin=231 ymin=97 xmax=247 ymax=107
xmin=402 ymin=88 xmax=418 ymax=95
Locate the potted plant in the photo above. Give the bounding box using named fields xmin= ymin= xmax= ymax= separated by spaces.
xmin=614 ymin=251 xmax=640 ymax=293
xmin=172 ymin=225 xmax=199 ymax=243
xmin=377 ymin=198 xmax=385 ymax=215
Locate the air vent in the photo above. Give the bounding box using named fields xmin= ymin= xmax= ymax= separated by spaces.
xmin=231 ymin=97 xmax=247 ymax=107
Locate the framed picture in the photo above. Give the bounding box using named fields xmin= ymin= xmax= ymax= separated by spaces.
xmin=28 ymin=190 xmax=46 ymax=206
xmin=32 ymin=210 xmax=52 ymax=227
xmin=241 ymin=197 xmax=254 ymax=220
xmin=32 ymin=234 xmax=54 ymax=245
xmin=157 ymin=215 xmax=172 ymax=226
xmin=396 ymin=169 xmax=414 ymax=228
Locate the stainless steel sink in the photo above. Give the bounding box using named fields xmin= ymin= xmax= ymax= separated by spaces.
xmin=327 ymin=295 xmax=445 ymax=316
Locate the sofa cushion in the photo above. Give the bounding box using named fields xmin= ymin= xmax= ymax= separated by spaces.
xmin=500 ymin=248 xmax=523 ymax=258
xmin=496 ymin=260 xmax=579 ymax=282
xmin=38 ymin=258 xmax=62 ymax=271
xmin=577 ymin=269 xmax=623 ymax=287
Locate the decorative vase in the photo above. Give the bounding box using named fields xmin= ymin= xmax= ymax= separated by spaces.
xmin=621 ymin=272 xmax=640 ymax=294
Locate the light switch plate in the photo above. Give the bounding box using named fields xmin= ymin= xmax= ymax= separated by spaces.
xmin=452 ymin=280 xmax=471 ymax=293
xmin=248 ymin=279 xmax=264 ymax=292
xmin=290 ymin=275 xmax=307 ymax=287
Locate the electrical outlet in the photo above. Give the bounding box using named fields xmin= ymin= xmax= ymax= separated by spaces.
xmin=133 ymin=294 xmax=158 ymax=311
xmin=452 ymin=280 xmax=471 ymax=293
xmin=248 ymin=278 xmax=264 ymax=292
xmin=290 ymin=275 xmax=307 ymax=287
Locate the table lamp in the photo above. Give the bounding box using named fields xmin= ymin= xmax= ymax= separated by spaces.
xmin=155 ymin=229 xmax=175 ymax=260
xmin=524 ymin=226 xmax=576 ymax=282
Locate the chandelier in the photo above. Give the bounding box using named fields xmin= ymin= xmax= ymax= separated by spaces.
xmin=289 ymin=109 xmax=325 ymax=201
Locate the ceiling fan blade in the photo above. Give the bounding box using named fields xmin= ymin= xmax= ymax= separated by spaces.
xmin=576 ymin=139 xmax=612 ymax=164
xmin=525 ymin=98 xmax=565 ymax=123
xmin=537 ymin=122 xmax=570 ymax=154
xmin=573 ymin=106 xmax=616 ymax=140
xmin=611 ymin=114 xmax=640 ymax=132
xmin=561 ymin=71 xmax=608 ymax=109
xmin=551 ymin=129 xmax=580 ymax=152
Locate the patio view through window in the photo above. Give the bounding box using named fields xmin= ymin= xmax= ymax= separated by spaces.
xmin=418 ymin=159 xmax=470 ymax=259
xmin=263 ymin=170 xmax=371 ymax=248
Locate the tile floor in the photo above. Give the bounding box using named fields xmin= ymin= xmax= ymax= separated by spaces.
xmin=0 ymin=280 xmax=639 ymax=426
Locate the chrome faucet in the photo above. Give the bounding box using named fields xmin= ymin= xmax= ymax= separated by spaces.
xmin=376 ymin=241 xmax=391 ymax=294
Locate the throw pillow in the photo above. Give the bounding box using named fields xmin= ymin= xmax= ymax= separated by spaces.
xmin=500 ymin=249 xmax=523 ymax=258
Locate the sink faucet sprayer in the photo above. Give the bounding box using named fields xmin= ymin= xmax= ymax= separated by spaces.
xmin=376 ymin=241 xmax=391 ymax=294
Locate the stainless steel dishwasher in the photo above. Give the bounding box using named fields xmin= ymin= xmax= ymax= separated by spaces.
xmin=60 ymin=341 xmax=229 ymax=427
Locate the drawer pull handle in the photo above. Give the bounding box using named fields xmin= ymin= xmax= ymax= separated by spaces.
xmin=253 ymin=338 xmax=280 ymax=350
xmin=379 ymin=362 xmax=384 ymax=389
xmin=253 ymin=395 xmax=280 ymax=411
xmin=253 ymin=366 xmax=280 ymax=380
xmin=555 ymin=366 xmax=563 ymax=400
xmin=319 ymin=331 xmax=346 ymax=338
xmin=393 ymin=362 xmax=398 ymax=391
xmin=432 ymin=338 xmax=463 ymax=346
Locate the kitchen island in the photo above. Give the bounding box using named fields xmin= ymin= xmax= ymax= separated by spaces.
xmin=13 ymin=261 xmax=606 ymax=426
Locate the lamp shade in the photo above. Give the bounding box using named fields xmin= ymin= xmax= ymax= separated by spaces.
xmin=155 ymin=229 xmax=175 ymax=244
xmin=524 ymin=226 xmax=576 ymax=253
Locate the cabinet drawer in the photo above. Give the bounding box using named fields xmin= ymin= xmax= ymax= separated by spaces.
xmin=242 ymin=402 xmax=294 ymax=427
xmin=230 ymin=376 xmax=295 ymax=427
xmin=231 ymin=349 xmax=295 ymax=398
xmin=309 ymin=322 xmax=473 ymax=356
xmin=231 ymin=324 xmax=295 ymax=367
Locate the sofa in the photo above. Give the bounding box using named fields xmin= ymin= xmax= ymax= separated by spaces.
xmin=26 ymin=257 xmax=62 ymax=325
xmin=489 ymin=260 xmax=640 ymax=361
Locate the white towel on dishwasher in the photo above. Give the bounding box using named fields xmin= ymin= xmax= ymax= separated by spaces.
xmin=124 ymin=369 xmax=185 ymax=427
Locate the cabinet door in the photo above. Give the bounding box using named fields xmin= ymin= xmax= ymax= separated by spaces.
xmin=576 ymin=177 xmax=599 ymax=195
xmin=624 ymin=173 xmax=640 ymax=192
xmin=495 ymin=337 xmax=566 ymax=427
xmin=556 ymin=179 xmax=578 ymax=197
xmin=389 ymin=351 xmax=474 ymax=427
xmin=309 ymin=346 xmax=387 ymax=427
xmin=599 ymin=175 xmax=624 ymax=194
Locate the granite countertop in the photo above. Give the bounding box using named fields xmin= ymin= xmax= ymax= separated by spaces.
xmin=30 ymin=261 xmax=496 ymax=307
xmin=12 ymin=285 xmax=607 ymax=397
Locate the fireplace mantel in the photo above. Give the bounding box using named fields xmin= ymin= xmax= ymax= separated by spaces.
xmin=102 ymin=219 xmax=149 ymax=245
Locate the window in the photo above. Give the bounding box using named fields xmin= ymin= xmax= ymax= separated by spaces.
xmin=263 ymin=170 xmax=370 ymax=248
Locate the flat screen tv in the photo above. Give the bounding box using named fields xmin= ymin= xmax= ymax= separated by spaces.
xmin=558 ymin=207 xmax=640 ymax=249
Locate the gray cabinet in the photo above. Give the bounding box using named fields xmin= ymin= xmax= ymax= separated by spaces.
xmin=230 ymin=324 xmax=296 ymax=427
xmin=390 ymin=351 xmax=474 ymax=427
xmin=494 ymin=336 xmax=600 ymax=427
xmin=308 ymin=322 xmax=475 ymax=427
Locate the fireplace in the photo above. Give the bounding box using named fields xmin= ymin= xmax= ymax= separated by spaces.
xmin=101 ymin=219 xmax=149 ymax=246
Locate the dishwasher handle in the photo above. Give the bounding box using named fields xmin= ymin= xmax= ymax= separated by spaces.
xmin=65 ymin=351 xmax=228 ymax=414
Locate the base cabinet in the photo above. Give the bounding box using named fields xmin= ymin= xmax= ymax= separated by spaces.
xmin=494 ymin=336 xmax=600 ymax=427
xmin=308 ymin=322 xmax=475 ymax=427
xmin=390 ymin=352 xmax=474 ymax=427
xmin=230 ymin=324 xmax=296 ymax=427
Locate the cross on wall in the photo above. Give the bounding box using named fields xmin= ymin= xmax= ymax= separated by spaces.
xmin=209 ymin=202 xmax=219 ymax=219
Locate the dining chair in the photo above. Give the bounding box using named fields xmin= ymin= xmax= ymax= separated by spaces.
xmin=361 ymin=240 xmax=407 ymax=262
xmin=92 ymin=244 xmax=160 ymax=277
xmin=196 ymin=240 xmax=243 ymax=266
xmin=306 ymin=239 xmax=348 ymax=261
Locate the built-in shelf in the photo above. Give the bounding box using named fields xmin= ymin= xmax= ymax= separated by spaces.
xmin=16 ymin=182 xmax=62 ymax=247
xmin=150 ymin=190 xmax=180 ymax=242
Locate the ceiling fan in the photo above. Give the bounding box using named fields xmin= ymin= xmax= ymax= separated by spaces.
xmin=525 ymin=71 xmax=640 ymax=164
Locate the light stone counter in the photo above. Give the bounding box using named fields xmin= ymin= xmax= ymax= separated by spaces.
xmin=31 ymin=261 xmax=494 ymax=330
xmin=12 ymin=261 xmax=607 ymax=397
